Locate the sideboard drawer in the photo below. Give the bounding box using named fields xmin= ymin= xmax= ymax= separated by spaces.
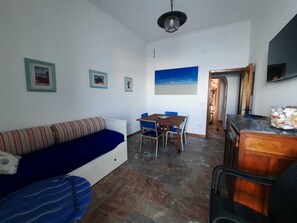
xmin=100 ymin=142 xmax=127 ymax=179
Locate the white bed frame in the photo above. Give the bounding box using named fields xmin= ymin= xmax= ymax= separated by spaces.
xmin=68 ymin=118 xmax=127 ymax=186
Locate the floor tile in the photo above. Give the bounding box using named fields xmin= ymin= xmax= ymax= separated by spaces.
xmin=81 ymin=125 xmax=225 ymax=223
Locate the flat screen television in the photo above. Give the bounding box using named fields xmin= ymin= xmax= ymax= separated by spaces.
xmin=267 ymin=14 xmax=297 ymax=82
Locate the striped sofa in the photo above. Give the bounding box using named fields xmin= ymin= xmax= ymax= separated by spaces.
xmin=0 ymin=116 xmax=127 ymax=199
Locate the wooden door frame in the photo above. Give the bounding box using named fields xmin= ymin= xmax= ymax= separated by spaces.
xmin=206 ymin=64 xmax=253 ymax=138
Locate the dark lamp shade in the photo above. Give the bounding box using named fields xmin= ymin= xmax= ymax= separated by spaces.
xmin=157 ymin=11 xmax=187 ymax=33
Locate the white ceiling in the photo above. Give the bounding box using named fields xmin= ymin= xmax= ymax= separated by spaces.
xmin=91 ymin=0 xmax=262 ymax=42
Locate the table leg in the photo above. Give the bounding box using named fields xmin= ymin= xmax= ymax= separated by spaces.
xmin=177 ymin=125 xmax=181 ymax=153
xmin=163 ymin=124 xmax=167 ymax=146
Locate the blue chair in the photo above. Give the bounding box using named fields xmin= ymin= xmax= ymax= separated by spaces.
xmin=141 ymin=113 xmax=148 ymax=118
xmin=165 ymin=111 xmax=178 ymax=116
xmin=165 ymin=117 xmax=188 ymax=151
xmin=139 ymin=119 xmax=164 ymax=157
xmin=164 ymin=111 xmax=178 ymax=131
xmin=140 ymin=113 xmax=151 ymax=130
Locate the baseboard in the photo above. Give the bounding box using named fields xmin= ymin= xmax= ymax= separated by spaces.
xmin=186 ymin=132 xmax=206 ymax=138
xmin=128 ymin=131 xmax=140 ymax=137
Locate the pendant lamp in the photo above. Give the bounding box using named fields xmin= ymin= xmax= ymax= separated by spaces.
xmin=157 ymin=0 xmax=187 ymax=33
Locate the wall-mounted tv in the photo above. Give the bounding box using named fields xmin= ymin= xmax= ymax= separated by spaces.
xmin=267 ymin=14 xmax=297 ymax=82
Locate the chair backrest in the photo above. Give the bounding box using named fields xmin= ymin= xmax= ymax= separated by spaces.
xmin=139 ymin=119 xmax=157 ymax=133
xmin=268 ymin=161 xmax=297 ymax=223
xmin=140 ymin=113 xmax=151 ymax=130
xmin=181 ymin=117 xmax=188 ymax=133
xmin=165 ymin=111 xmax=178 ymax=116
xmin=141 ymin=113 xmax=148 ymax=118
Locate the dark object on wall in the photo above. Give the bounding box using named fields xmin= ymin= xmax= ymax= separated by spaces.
xmin=267 ymin=14 xmax=297 ymax=82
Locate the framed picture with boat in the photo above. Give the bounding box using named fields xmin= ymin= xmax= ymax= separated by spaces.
xmin=89 ymin=69 xmax=108 ymax=89
xmin=24 ymin=58 xmax=56 ymax=92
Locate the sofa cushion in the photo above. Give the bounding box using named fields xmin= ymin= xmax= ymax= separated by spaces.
xmin=0 ymin=129 xmax=124 ymax=199
xmin=51 ymin=116 xmax=106 ymax=143
xmin=0 ymin=126 xmax=55 ymax=155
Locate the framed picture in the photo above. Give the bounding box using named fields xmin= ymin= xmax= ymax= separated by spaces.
xmin=124 ymin=77 xmax=133 ymax=92
xmin=155 ymin=66 xmax=198 ymax=95
xmin=89 ymin=70 xmax=107 ymax=89
xmin=24 ymin=58 xmax=56 ymax=92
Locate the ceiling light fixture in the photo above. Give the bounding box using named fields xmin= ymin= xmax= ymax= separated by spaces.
xmin=157 ymin=0 xmax=187 ymax=33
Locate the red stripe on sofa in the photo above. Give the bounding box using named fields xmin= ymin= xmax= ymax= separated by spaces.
xmin=0 ymin=126 xmax=55 ymax=155
xmin=51 ymin=117 xmax=106 ymax=144
xmin=8 ymin=130 xmax=24 ymax=154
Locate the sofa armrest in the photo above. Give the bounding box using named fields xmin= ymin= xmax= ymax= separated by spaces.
xmin=104 ymin=118 xmax=127 ymax=140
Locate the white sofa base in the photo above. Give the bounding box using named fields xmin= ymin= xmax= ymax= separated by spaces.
xmin=68 ymin=118 xmax=127 ymax=186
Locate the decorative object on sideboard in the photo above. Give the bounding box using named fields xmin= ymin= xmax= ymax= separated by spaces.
xmin=271 ymin=106 xmax=297 ymax=130
xmin=157 ymin=0 xmax=187 ymax=33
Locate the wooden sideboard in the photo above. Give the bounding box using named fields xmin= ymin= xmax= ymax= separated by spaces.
xmin=224 ymin=114 xmax=297 ymax=215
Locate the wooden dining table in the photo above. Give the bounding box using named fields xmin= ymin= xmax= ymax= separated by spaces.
xmin=138 ymin=113 xmax=187 ymax=153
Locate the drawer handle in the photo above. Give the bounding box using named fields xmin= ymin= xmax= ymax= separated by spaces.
xmin=114 ymin=158 xmax=117 ymax=161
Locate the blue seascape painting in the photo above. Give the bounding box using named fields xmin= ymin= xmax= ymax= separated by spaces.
xmin=155 ymin=66 xmax=198 ymax=95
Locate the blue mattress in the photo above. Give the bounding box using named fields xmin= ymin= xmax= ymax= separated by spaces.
xmin=0 ymin=175 xmax=91 ymax=223
xmin=0 ymin=129 xmax=124 ymax=199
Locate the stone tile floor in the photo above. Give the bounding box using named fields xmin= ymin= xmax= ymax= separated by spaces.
xmin=80 ymin=125 xmax=225 ymax=223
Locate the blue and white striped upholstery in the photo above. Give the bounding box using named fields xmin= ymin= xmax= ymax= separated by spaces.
xmin=0 ymin=175 xmax=91 ymax=223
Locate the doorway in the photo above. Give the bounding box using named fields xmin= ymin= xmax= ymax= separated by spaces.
xmin=206 ymin=64 xmax=254 ymax=137
xmin=208 ymin=77 xmax=228 ymax=131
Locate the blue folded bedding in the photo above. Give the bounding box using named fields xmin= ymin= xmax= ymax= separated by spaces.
xmin=0 ymin=129 xmax=124 ymax=199
xmin=0 ymin=175 xmax=91 ymax=223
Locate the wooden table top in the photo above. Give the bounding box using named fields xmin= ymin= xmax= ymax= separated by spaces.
xmin=138 ymin=113 xmax=187 ymax=126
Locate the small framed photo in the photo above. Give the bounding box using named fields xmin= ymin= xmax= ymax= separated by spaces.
xmin=124 ymin=77 xmax=133 ymax=92
xmin=89 ymin=70 xmax=107 ymax=89
xmin=24 ymin=58 xmax=56 ymax=92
